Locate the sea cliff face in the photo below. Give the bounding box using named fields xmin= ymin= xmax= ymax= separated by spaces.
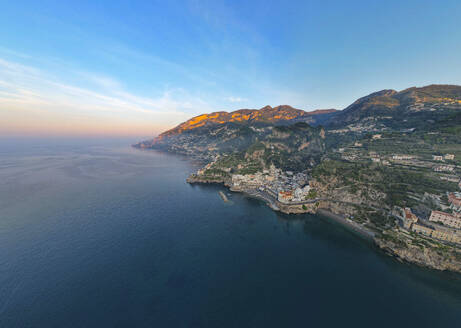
xmin=376 ymin=237 xmax=461 ymax=273
xmin=311 ymin=175 xmax=461 ymax=273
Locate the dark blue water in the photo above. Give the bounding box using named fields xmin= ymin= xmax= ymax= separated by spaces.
xmin=1 ymin=139 xmax=461 ymax=327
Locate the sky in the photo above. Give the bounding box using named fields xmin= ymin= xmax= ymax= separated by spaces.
xmin=1 ymin=0 xmax=461 ymax=137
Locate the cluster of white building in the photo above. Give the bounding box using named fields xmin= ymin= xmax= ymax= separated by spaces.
xmin=229 ymin=164 xmax=313 ymax=204
xmin=277 ymin=185 xmax=312 ymax=203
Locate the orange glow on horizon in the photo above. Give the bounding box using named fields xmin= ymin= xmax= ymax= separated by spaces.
xmin=1 ymin=112 xmax=171 ymax=138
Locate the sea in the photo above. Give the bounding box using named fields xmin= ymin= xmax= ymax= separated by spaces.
xmin=1 ymin=137 xmax=461 ymax=327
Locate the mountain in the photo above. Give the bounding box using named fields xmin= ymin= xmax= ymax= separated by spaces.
xmin=255 ymin=122 xmax=326 ymax=171
xmin=329 ymin=84 xmax=461 ymax=130
xmin=155 ymin=105 xmax=335 ymax=138
xmin=135 ymin=105 xmax=336 ymax=156
xmin=135 ymin=84 xmax=461 ymax=158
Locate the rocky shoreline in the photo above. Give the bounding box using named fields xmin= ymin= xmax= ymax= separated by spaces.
xmin=375 ymin=237 xmax=461 ymax=273
xmin=316 ymin=208 xmax=375 ymax=241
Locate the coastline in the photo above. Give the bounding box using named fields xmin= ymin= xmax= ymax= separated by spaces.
xmin=316 ymin=208 xmax=375 ymax=241
xmin=187 ymin=174 xmax=376 ymax=241
xmin=234 ymin=188 xmax=377 ymax=241
xmin=186 ymin=175 xmax=461 ymax=274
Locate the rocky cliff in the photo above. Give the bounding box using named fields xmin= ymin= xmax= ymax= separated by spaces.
xmin=376 ymin=236 xmax=461 ymax=273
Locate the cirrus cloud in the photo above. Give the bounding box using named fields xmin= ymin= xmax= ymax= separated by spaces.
xmin=0 ymin=55 xmax=213 ymax=137
xmin=225 ymin=96 xmax=248 ymax=103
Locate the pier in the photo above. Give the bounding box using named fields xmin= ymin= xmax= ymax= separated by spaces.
xmin=219 ymin=191 xmax=229 ymax=202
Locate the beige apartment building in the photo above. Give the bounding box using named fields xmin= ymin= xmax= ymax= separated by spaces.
xmin=429 ymin=210 xmax=461 ymax=229
xmin=411 ymin=222 xmax=461 ymax=244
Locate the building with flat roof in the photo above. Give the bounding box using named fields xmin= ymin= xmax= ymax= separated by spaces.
xmin=393 ymin=154 xmax=413 ymax=160
xmin=429 ymin=210 xmax=461 ymax=229
xmin=433 ymin=165 xmax=454 ymax=172
xmin=411 ymin=223 xmax=433 ymax=236
xmin=412 ymin=221 xmax=461 ymax=244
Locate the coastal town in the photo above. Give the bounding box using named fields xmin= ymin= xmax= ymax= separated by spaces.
xmin=189 ymin=147 xmax=461 ymax=253
xmin=191 ymin=158 xmax=319 ymax=211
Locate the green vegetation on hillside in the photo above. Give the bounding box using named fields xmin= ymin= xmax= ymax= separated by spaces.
xmin=313 ymin=159 xmax=458 ymax=208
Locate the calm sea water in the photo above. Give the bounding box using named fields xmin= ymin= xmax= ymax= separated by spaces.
xmin=1 ymin=138 xmax=461 ymax=327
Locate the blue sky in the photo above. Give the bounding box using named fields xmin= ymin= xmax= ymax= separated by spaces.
xmin=1 ymin=0 xmax=461 ymax=136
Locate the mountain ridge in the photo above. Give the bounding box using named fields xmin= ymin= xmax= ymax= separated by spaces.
xmin=333 ymin=84 xmax=461 ymax=125
xmin=135 ymin=84 xmax=461 ymax=152
xmin=155 ymin=105 xmax=337 ymax=139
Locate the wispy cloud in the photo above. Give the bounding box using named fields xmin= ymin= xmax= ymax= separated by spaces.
xmin=225 ymin=96 xmax=247 ymax=103
xmin=78 ymin=72 xmax=123 ymax=90
xmin=0 ymin=54 xmax=214 ymax=136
